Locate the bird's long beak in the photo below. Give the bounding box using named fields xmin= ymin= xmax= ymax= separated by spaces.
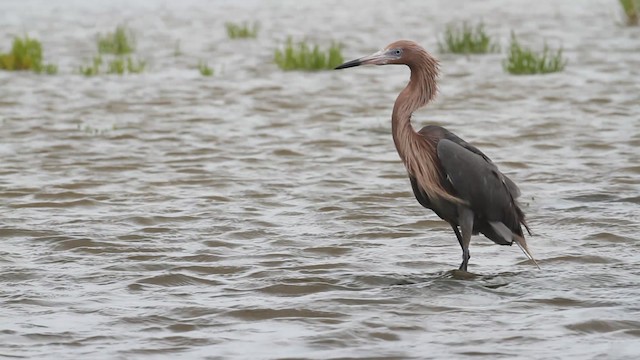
xmin=335 ymin=50 xmax=390 ymax=70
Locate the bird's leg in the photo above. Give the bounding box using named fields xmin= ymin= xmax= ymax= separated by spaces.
xmin=451 ymin=224 xmax=471 ymax=271
xmin=457 ymin=208 xmax=474 ymax=272
xmin=451 ymin=224 xmax=463 ymax=249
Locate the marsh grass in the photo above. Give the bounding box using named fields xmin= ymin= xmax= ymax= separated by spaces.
xmin=438 ymin=22 xmax=499 ymax=54
xmin=79 ymin=55 xmax=102 ymax=76
xmin=274 ymin=39 xmax=343 ymax=71
xmin=80 ymin=25 xmax=145 ymax=76
xmin=503 ymin=33 xmax=566 ymax=75
xmin=79 ymin=55 xmax=145 ymax=76
xmin=98 ymin=25 xmax=135 ymax=55
xmin=0 ymin=35 xmax=57 ymax=74
xmin=40 ymin=64 xmax=58 ymax=75
xmin=107 ymin=56 xmax=146 ymax=75
xmin=619 ymin=0 xmax=640 ymax=25
xmin=225 ymin=22 xmax=259 ymax=39
xmin=125 ymin=57 xmax=145 ymax=73
xmin=198 ymin=60 xmax=214 ymax=76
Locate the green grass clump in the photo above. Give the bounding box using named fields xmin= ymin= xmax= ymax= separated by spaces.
xmin=39 ymin=63 xmax=58 ymax=75
xmin=97 ymin=25 xmax=135 ymax=55
xmin=438 ymin=22 xmax=499 ymax=54
xmin=79 ymin=55 xmax=145 ymax=76
xmin=225 ymin=22 xmax=259 ymax=39
xmin=106 ymin=56 xmax=145 ymax=75
xmin=125 ymin=57 xmax=145 ymax=73
xmin=80 ymin=26 xmax=145 ymax=76
xmin=619 ymin=0 xmax=640 ymax=25
xmin=107 ymin=57 xmax=125 ymax=74
xmin=108 ymin=56 xmax=145 ymax=75
xmin=274 ymin=39 xmax=343 ymax=71
xmin=503 ymin=33 xmax=567 ymax=75
xmin=198 ymin=60 xmax=214 ymax=76
xmin=0 ymin=36 xmax=57 ymax=74
xmin=79 ymin=55 xmax=103 ymax=76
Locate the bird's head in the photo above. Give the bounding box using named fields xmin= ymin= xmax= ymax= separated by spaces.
xmin=335 ymin=40 xmax=426 ymax=69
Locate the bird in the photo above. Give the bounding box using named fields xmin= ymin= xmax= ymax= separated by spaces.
xmin=335 ymin=40 xmax=538 ymax=271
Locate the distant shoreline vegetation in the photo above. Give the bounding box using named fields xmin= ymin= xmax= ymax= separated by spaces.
xmin=503 ymin=32 xmax=566 ymax=75
xmin=438 ymin=22 xmax=499 ymax=54
xmin=0 ymin=17 xmax=584 ymax=77
xmin=0 ymin=35 xmax=57 ymax=74
xmin=97 ymin=25 xmax=135 ymax=55
xmin=198 ymin=60 xmax=214 ymax=76
xmin=438 ymin=21 xmax=567 ymax=75
xmin=274 ymin=39 xmax=343 ymax=71
xmin=225 ymin=22 xmax=259 ymax=39
xmin=619 ymin=0 xmax=640 ymax=26
xmin=80 ymin=25 xmax=146 ymax=76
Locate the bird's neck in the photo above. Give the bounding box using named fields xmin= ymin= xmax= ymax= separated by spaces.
xmin=391 ymin=59 xmax=438 ymax=160
xmin=391 ymin=56 xmax=455 ymax=203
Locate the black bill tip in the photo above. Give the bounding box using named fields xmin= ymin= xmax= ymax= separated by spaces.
xmin=334 ymin=59 xmax=362 ymax=70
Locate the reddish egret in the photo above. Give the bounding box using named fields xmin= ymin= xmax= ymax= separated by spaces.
xmin=335 ymin=40 xmax=537 ymax=271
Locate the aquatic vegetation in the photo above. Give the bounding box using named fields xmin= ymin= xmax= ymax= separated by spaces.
xmin=619 ymin=0 xmax=640 ymax=25
xmin=503 ymin=32 xmax=566 ymax=75
xmin=0 ymin=35 xmax=57 ymax=74
xmin=198 ymin=60 xmax=214 ymax=76
xmin=79 ymin=55 xmax=145 ymax=76
xmin=39 ymin=64 xmax=58 ymax=75
xmin=106 ymin=56 xmax=145 ymax=75
xmin=225 ymin=22 xmax=259 ymax=39
xmin=274 ymin=39 xmax=344 ymax=71
xmin=107 ymin=57 xmax=126 ymax=75
xmin=125 ymin=57 xmax=146 ymax=73
xmin=79 ymin=55 xmax=103 ymax=76
xmin=97 ymin=25 xmax=135 ymax=55
xmin=438 ymin=22 xmax=499 ymax=54
xmin=80 ymin=25 xmax=145 ymax=76
xmin=0 ymin=36 xmax=42 ymax=71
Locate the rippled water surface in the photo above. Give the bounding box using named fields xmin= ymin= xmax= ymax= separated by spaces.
xmin=1 ymin=0 xmax=640 ymax=359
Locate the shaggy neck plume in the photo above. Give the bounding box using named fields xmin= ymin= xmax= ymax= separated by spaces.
xmin=391 ymin=49 xmax=455 ymax=203
xmin=391 ymin=52 xmax=439 ymax=145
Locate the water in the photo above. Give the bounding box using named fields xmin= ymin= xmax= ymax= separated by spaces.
xmin=1 ymin=0 xmax=639 ymax=359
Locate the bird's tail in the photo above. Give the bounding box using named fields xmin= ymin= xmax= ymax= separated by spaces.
xmin=513 ymin=234 xmax=540 ymax=269
xmin=490 ymin=221 xmax=540 ymax=269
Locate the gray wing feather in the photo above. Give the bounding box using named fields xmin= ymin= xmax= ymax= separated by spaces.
xmin=440 ymin=131 xmax=521 ymax=199
xmin=436 ymin=139 xmax=515 ymax=221
xmin=419 ymin=126 xmax=521 ymax=199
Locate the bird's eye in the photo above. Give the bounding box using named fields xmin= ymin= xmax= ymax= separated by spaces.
xmin=394 ymin=49 xmax=402 ymax=56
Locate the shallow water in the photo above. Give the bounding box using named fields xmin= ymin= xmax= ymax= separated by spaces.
xmin=1 ymin=0 xmax=639 ymax=359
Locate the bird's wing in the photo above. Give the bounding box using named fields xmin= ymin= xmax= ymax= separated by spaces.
xmin=436 ymin=138 xmax=519 ymax=225
xmin=418 ymin=126 xmax=521 ymax=198
xmin=438 ymin=130 xmax=521 ymax=198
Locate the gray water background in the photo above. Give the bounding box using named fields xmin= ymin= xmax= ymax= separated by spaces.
xmin=1 ymin=0 xmax=639 ymax=359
